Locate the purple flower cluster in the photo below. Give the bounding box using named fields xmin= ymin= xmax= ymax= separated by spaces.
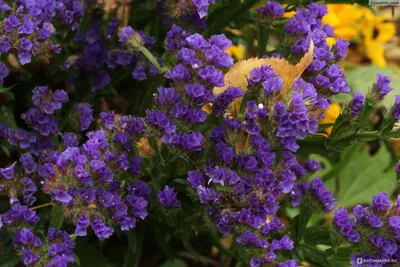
xmin=309 ymin=177 xmax=337 ymax=211
xmin=157 ymin=0 xmax=216 ymax=28
xmin=394 ymin=95 xmax=400 ymax=120
xmin=165 ymin=24 xmax=191 ymax=52
xmin=151 ymin=33 xmax=236 ymax=151
xmin=0 ymin=0 xmax=84 ymax=84
xmin=21 ymin=86 xmax=69 ymax=136
xmin=158 ymin=186 xmax=181 ymax=208
xmin=13 ymin=227 xmax=76 ymax=266
xmin=284 ymin=3 xmax=350 ymax=95
xmin=257 ymin=1 xmax=284 ymax=22
xmin=185 ymin=111 xmax=325 ymax=265
xmin=373 ymin=73 xmax=394 ymax=100
xmin=74 ymin=103 xmax=94 ymax=131
xmin=62 ymin=22 xmax=161 ymax=91
xmin=275 ymin=78 xmax=328 ymax=151
xmin=333 ymin=192 xmax=400 ymax=266
xmin=36 ymin=121 xmax=149 ymax=239
xmin=349 ymin=92 xmax=365 ymax=116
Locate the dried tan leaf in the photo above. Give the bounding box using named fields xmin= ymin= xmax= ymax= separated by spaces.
xmin=213 ymin=40 xmax=315 ymax=115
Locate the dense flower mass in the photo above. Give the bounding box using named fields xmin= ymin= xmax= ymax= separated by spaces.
xmin=1 ymin=1 xmax=400 ymax=266
xmin=333 ymin=193 xmax=400 ymax=266
xmin=0 ymin=0 xmax=84 ymax=84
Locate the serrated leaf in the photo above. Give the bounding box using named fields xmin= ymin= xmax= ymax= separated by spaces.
xmin=329 ymin=144 xmax=396 ymax=207
xmin=49 ymin=205 xmax=64 ymax=230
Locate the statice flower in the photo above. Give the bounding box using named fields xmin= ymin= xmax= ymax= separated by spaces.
xmin=393 ymin=95 xmax=400 ymax=120
xmin=158 ymin=186 xmax=181 ymax=208
xmin=0 ymin=0 xmax=83 ymax=81
xmin=21 ymin=87 xmax=69 ymax=136
xmin=274 ymin=78 xmax=325 ymax=152
xmin=372 ymin=73 xmax=394 ymax=101
xmin=0 ymin=161 xmax=16 ymax=180
xmin=12 ymin=227 xmax=76 ymax=266
xmin=333 ymin=193 xmax=400 ymax=266
xmin=157 ymin=0 xmax=216 ymax=27
xmin=309 ymin=177 xmax=337 ymax=211
xmin=74 ymin=103 xmax=94 ymax=131
xmin=152 ymin=33 xmax=235 ymax=152
xmin=284 ymin=3 xmax=350 ymax=95
xmin=165 ymin=24 xmax=191 ymax=52
xmin=0 ymin=62 xmax=10 ymax=84
xmin=37 ymin=123 xmax=149 ymax=239
xmin=349 ymin=92 xmax=365 ymax=116
xmin=258 ymin=1 xmax=284 ymax=22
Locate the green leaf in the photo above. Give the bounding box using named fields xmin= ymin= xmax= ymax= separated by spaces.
xmin=71 ymin=239 xmax=112 ymax=267
xmin=0 ymin=84 xmax=17 ymax=94
xmin=328 ymin=144 xmax=396 ymax=207
xmin=304 ymin=226 xmax=332 ymax=246
xmin=49 ymin=205 xmax=64 ymax=230
xmin=0 ymin=106 xmax=16 ymax=128
xmin=127 ymin=230 xmax=136 ymax=254
xmin=345 ymin=65 xmax=400 ymax=108
xmin=159 ymin=259 xmax=187 ymax=267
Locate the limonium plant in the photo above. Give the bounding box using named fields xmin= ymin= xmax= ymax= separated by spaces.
xmin=0 ymin=0 xmax=400 ymax=266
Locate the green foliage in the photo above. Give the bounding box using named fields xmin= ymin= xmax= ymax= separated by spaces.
xmin=327 ymin=144 xmax=396 ymax=207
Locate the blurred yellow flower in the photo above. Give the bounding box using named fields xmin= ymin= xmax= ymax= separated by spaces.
xmin=318 ymin=104 xmax=341 ymax=135
xmin=323 ymin=4 xmax=396 ymax=67
xmin=284 ymin=4 xmax=396 ymax=66
xmin=225 ymin=44 xmax=246 ymax=61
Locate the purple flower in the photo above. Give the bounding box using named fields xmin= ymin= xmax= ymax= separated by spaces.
xmin=23 ymin=178 xmax=37 ymax=206
xmin=0 ymin=161 xmax=16 ymax=180
xmin=0 ymin=0 xmax=11 ymax=11
xmin=310 ymin=177 xmax=337 ymax=211
xmin=198 ymin=188 xmax=220 ymax=204
xmin=158 ymin=186 xmax=181 ymax=208
xmin=372 ymin=192 xmax=391 ymax=213
xmin=258 ymin=1 xmax=284 ymax=19
xmin=304 ymin=159 xmax=322 ymax=172
xmin=91 ymin=216 xmax=114 ymax=240
xmin=53 ymin=189 xmax=73 ymax=204
xmin=74 ymin=103 xmax=93 ymax=131
xmin=22 ymin=248 xmax=39 ymax=265
xmin=0 ymin=62 xmax=9 ymax=84
xmin=262 ymin=217 xmax=284 ymax=235
xmin=333 ymin=38 xmax=349 ymax=59
xmin=393 ymin=95 xmax=400 ymax=120
xmin=62 ymin=133 xmax=79 ymax=148
xmin=165 ymin=25 xmax=191 ymax=52
xmin=375 ymin=73 xmax=393 ymax=100
xmin=212 ymin=86 xmax=244 ymax=116
xmin=20 ymin=153 xmax=37 ymax=175
xmin=276 ymin=260 xmax=298 ymax=267
xmin=100 ymin=111 xmax=116 ymax=131
xmin=198 ymin=66 xmax=225 ymax=87
xmin=350 ymin=92 xmax=365 ymax=116
xmin=119 ymin=26 xmax=135 ymax=43
xmin=388 ymin=216 xmax=400 ymax=238
xmin=187 ymin=170 xmax=205 ymax=188
xmin=75 ymin=213 xmax=90 ymax=236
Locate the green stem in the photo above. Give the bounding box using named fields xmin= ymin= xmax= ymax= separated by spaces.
xmin=297 ymin=199 xmax=313 ymax=242
xmin=138 ymin=46 xmax=168 ymax=73
xmin=257 ymin=23 xmax=269 ymax=57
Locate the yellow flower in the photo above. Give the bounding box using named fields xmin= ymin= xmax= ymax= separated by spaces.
xmin=225 ymin=44 xmax=246 ymax=61
xmin=318 ymin=104 xmax=341 ymax=135
xmin=323 ymin=4 xmax=396 ymax=67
